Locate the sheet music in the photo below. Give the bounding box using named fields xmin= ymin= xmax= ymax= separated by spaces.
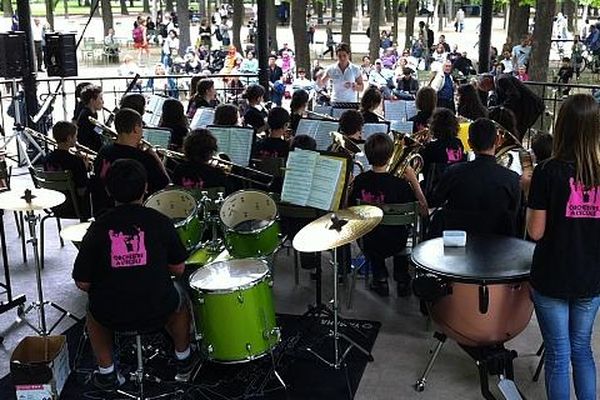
xmin=143 ymin=128 xmax=171 ymax=148
xmin=390 ymin=120 xmax=414 ymax=133
xmin=307 ymin=156 xmax=344 ymax=210
xmin=331 ymin=108 xmax=354 ymax=119
xmin=209 ymin=126 xmax=254 ymax=166
xmin=281 ymin=150 xmax=320 ymax=206
xmin=296 ymin=119 xmax=319 ymax=137
xmin=314 ymin=120 xmax=339 ymax=150
xmin=313 ymin=105 xmax=332 ymax=117
xmin=354 ymin=144 xmax=371 ymax=175
xmin=362 ymin=123 xmax=390 ymax=139
xmin=190 ymin=108 xmax=215 ymax=129
xmin=384 ymin=100 xmax=406 ymax=122
xmin=404 ymin=100 xmax=417 ymax=119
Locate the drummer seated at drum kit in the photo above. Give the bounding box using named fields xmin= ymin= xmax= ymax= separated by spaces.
xmin=172 ymin=129 xmax=233 ymax=193
xmin=92 ymin=108 xmax=170 ymax=215
xmin=350 ymin=133 xmax=422 ymax=297
xmin=73 ymin=159 xmax=200 ymax=390
xmin=429 ymin=118 xmax=521 ymax=236
xmin=253 ymin=107 xmax=290 ymax=160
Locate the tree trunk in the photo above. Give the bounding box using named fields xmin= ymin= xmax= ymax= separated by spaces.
xmin=93 ymin=0 xmax=100 ymax=17
xmin=529 ymin=0 xmax=556 ymax=82
xmin=143 ymin=0 xmax=151 ymax=13
xmin=404 ymin=0 xmax=417 ymax=50
xmin=267 ymin=0 xmax=278 ymax=51
xmin=199 ymin=0 xmax=206 ymax=17
xmin=392 ymin=0 xmax=399 ymax=44
xmin=317 ymin=0 xmax=324 ymax=24
xmin=331 ymin=0 xmax=337 ymax=21
xmin=292 ymin=0 xmax=311 ymax=77
xmin=564 ymin=0 xmax=576 ymax=33
xmin=341 ymin=0 xmax=354 ymax=46
xmin=64 ymin=0 xmax=69 ymax=18
xmin=369 ymin=0 xmax=381 ymax=60
xmin=120 ymin=0 xmax=128 ymax=15
xmin=177 ymin=0 xmax=191 ymax=54
xmin=166 ymin=0 xmax=174 ymax=12
xmin=84 ymin=0 xmax=90 ymax=6
xmin=384 ymin=0 xmax=392 ymax=23
xmin=101 ymin=0 xmax=113 ymax=36
xmin=45 ymin=0 xmax=54 ymax=29
xmin=2 ymin=0 xmax=12 ymax=18
xmin=507 ymin=0 xmax=529 ymax=47
xmin=232 ymin=0 xmax=244 ymax=52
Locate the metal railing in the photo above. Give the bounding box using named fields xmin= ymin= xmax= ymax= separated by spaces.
xmin=0 ymin=72 xmax=258 ymax=135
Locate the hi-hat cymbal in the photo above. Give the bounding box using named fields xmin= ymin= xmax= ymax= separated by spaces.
xmin=60 ymin=222 xmax=92 ymax=244
xmin=293 ymin=205 xmax=383 ymax=253
xmin=0 ymin=188 xmax=65 ymax=212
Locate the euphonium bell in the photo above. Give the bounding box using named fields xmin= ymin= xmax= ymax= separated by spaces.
xmin=387 ymin=129 xmax=429 ymax=178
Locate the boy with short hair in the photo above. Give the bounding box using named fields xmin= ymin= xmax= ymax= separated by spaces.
xmin=254 ymin=107 xmax=290 ymax=159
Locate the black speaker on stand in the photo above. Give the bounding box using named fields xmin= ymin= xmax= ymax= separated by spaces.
xmin=44 ymin=33 xmax=78 ymax=77
xmin=0 ymin=31 xmax=29 ymax=78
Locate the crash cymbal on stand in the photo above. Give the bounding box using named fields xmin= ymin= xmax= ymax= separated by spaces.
xmin=292 ymin=205 xmax=383 ymax=253
xmin=0 ymin=188 xmax=65 ymax=212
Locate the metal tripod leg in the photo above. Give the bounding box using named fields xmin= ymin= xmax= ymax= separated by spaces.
xmin=415 ymin=333 xmax=447 ymax=392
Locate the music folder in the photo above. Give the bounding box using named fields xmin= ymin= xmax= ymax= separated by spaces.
xmin=281 ymin=149 xmax=351 ymax=211
xmin=190 ymin=108 xmax=215 ymax=130
xmin=207 ymin=125 xmax=255 ymax=167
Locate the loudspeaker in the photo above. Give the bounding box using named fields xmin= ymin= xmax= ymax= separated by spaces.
xmin=0 ymin=31 xmax=29 ymax=78
xmin=44 ymin=33 xmax=78 ymax=77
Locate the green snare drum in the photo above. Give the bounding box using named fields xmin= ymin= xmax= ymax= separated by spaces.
xmin=144 ymin=188 xmax=204 ymax=252
xmin=189 ymin=259 xmax=280 ymax=363
xmin=219 ymin=190 xmax=280 ymax=258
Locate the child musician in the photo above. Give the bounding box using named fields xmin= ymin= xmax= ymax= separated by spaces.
xmin=242 ymin=84 xmax=268 ymax=134
xmin=350 ymin=133 xmax=419 ymax=297
xmin=253 ymin=107 xmax=290 ymax=160
xmin=525 ymin=94 xmax=600 ymax=400
xmin=76 ymin=85 xmax=105 ymax=152
xmin=44 ymin=121 xmax=91 ymax=219
xmin=73 ymin=159 xmax=199 ymax=390
xmin=172 ymin=129 xmax=233 ymax=194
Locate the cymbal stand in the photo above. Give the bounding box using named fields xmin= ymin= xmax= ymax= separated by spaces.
xmin=305 ymin=214 xmax=374 ymax=369
xmin=199 ymin=191 xmax=224 ymax=253
xmin=17 ymin=192 xmax=82 ymax=336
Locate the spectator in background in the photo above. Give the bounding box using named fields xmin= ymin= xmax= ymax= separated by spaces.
xmin=430 ymin=60 xmax=456 ymax=113
xmin=381 ymin=48 xmax=398 ymax=69
xmin=438 ymin=35 xmax=451 ymax=52
xmin=500 ymin=51 xmax=514 ymax=74
xmin=32 ymin=18 xmax=44 ymax=72
xmin=133 ymin=19 xmax=149 ymax=66
xmin=395 ymin=67 xmax=419 ymax=100
xmin=380 ymin=31 xmax=393 ymax=49
xmin=323 ymin=21 xmax=335 ymax=60
xmin=146 ymin=16 xmax=158 ymax=44
xmin=162 ymin=30 xmax=179 ymax=68
xmin=580 ymin=19 xmax=591 ymax=40
xmin=278 ymin=42 xmax=295 ymax=57
xmin=453 ymin=52 xmax=475 ymax=76
xmin=198 ymin=19 xmax=212 ymax=48
xmin=556 ymin=57 xmax=574 ymax=95
xmin=572 ymin=35 xmax=585 ymax=78
xmin=219 ymin=16 xmax=231 ymax=47
xmin=512 ymin=35 xmax=532 ymax=70
xmin=292 ymin=68 xmax=315 ymax=94
xmin=11 ymin=13 xmax=18 ymax=31
xmin=369 ymin=59 xmax=395 ymax=100
xmin=268 ymin=55 xmax=284 ymax=106
xmin=361 ymin=56 xmax=373 ymax=79
xmin=419 ymin=21 xmax=434 ymax=51
xmin=104 ymin=28 xmax=120 ymax=64
xmin=516 ymin=64 xmax=529 ymax=81
xmin=455 ymin=8 xmax=465 ymax=33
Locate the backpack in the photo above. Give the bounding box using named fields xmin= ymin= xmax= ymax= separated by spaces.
xmin=215 ymin=27 xmax=223 ymax=42
xmin=132 ymin=26 xmax=143 ymax=44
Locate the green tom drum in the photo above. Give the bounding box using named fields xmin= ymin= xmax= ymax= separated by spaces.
xmin=189 ymin=259 xmax=279 ymax=363
xmin=219 ymin=190 xmax=280 ymax=258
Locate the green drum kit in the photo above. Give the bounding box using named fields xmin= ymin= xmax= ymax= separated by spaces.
xmin=144 ymin=186 xmax=283 ymax=364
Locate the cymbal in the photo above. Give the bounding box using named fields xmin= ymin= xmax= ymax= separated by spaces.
xmin=0 ymin=188 xmax=65 ymax=212
xmin=293 ymin=205 xmax=383 ymax=253
xmin=60 ymin=222 xmax=92 ymax=244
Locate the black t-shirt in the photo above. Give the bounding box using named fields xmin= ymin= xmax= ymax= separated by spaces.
xmin=92 ymin=143 xmax=170 ymax=214
xmin=77 ymin=107 xmax=103 ymax=152
xmin=172 ymin=160 xmax=232 ymax=193
xmin=43 ymin=149 xmax=88 ymax=189
xmin=290 ymin=112 xmax=302 ymax=134
xmin=73 ymin=204 xmax=187 ymax=330
xmin=421 ymin=137 xmax=465 ymax=191
xmin=362 ymin=111 xmax=380 ymax=124
xmin=160 ymin=123 xmax=188 ymax=148
xmin=253 ymin=137 xmax=289 ymax=160
xmin=528 ymin=159 xmax=600 ymax=299
xmin=431 ymin=154 xmax=521 ymax=236
xmin=349 ymin=171 xmax=415 ymax=256
xmin=244 ymin=106 xmax=267 ymax=133
xmin=268 ymin=66 xmax=283 ymax=83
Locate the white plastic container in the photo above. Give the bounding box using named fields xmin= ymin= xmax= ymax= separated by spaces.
xmin=443 ymin=230 xmax=467 ymax=247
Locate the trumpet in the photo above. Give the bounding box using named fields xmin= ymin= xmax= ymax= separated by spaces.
xmin=155 ymin=148 xmax=275 ymax=188
xmin=26 ymin=128 xmax=97 ymax=162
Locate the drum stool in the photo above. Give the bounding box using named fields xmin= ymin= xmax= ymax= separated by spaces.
xmin=114 ymin=327 xmax=180 ymax=400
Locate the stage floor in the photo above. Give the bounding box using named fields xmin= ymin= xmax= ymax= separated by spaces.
xmin=0 ymin=170 xmax=586 ymax=399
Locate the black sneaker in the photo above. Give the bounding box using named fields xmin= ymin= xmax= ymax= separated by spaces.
xmin=369 ymin=280 xmax=390 ymax=297
xmin=175 ymin=351 xmax=202 ymax=382
xmin=91 ymin=370 xmax=126 ymax=391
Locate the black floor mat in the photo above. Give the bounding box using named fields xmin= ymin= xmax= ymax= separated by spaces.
xmin=1 ymin=313 xmax=381 ymax=400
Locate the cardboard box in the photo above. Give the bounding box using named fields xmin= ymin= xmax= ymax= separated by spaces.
xmin=10 ymin=336 xmax=70 ymax=400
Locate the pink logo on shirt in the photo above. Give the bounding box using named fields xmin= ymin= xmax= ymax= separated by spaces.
xmin=109 ymin=227 xmax=147 ymax=268
xmin=565 ymin=177 xmax=600 ymax=218
xmin=360 ymin=189 xmax=385 ymax=205
xmin=446 ymin=148 xmax=463 ymax=163
xmin=181 ymin=177 xmax=204 ymax=189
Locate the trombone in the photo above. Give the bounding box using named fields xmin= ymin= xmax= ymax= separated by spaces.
xmin=306 ymin=110 xmax=338 ymax=121
xmin=25 ymin=127 xmax=97 ymax=162
xmin=89 ymin=116 xmax=156 ymax=150
xmin=154 ymin=148 xmax=275 ymax=188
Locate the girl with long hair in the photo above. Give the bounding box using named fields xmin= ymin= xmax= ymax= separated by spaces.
xmin=159 ymin=99 xmax=189 ymax=149
xmin=526 ymin=93 xmax=600 ymax=400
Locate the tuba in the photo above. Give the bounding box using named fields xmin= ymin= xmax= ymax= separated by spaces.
xmin=387 ymin=129 xmax=430 ymax=178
